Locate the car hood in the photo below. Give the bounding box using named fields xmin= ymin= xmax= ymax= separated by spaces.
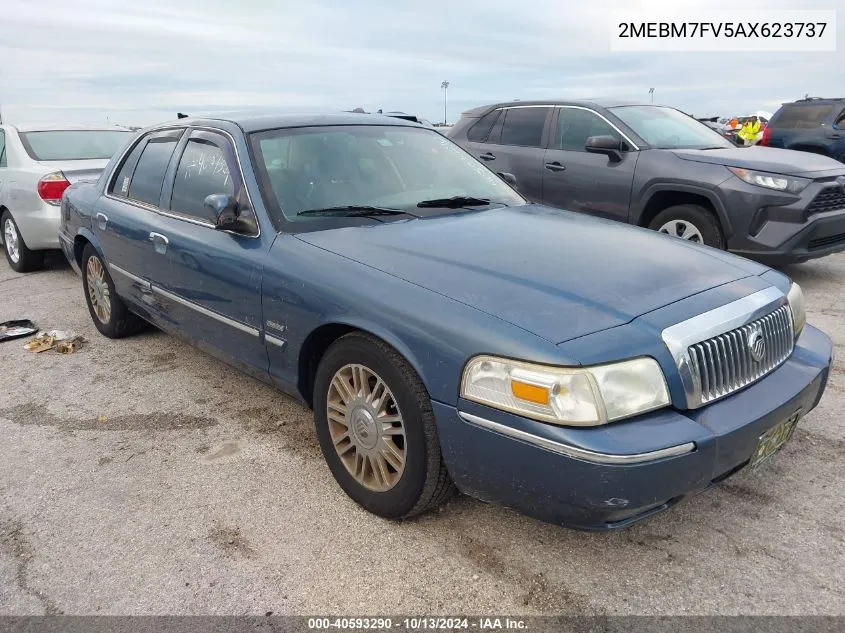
xmin=38 ymin=159 xmax=110 ymax=183
xmin=671 ymin=146 xmax=845 ymax=176
xmin=297 ymin=205 xmax=763 ymax=344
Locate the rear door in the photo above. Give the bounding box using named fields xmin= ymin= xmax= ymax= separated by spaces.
xmin=154 ymin=128 xmax=269 ymax=377
xmin=93 ymin=129 xmax=185 ymax=316
xmin=541 ymin=106 xmax=637 ymax=221
xmin=463 ymin=106 xmax=551 ymax=201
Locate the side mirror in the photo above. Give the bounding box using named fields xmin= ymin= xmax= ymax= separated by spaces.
xmin=204 ymin=194 xmax=239 ymax=230
xmin=497 ymin=172 xmax=518 ymax=187
xmin=585 ymin=135 xmax=623 ymax=162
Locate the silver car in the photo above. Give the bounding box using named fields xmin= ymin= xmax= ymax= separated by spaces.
xmin=0 ymin=123 xmax=134 ymax=272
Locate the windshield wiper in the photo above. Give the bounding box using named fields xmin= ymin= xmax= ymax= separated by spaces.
xmin=297 ymin=205 xmax=412 ymax=218
xmin=416 ymin=196 xmax=491 ymax=209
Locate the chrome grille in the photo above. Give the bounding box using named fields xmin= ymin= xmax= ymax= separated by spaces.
xmin=688 ymin=305 xmax=794 ymax=405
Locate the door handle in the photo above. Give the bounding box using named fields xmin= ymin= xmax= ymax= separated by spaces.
xmin=479 ymin=152 xmax=496 ymax=161
xmin=149 ymin=232 xmax=169 ymax=254
xmin=828 ymin=134 xmax=842 ymax=140
xmin=545 ymin=162 xmax=566 ymax=172
xmin=95 ymin=212 xmax=108 ymax=230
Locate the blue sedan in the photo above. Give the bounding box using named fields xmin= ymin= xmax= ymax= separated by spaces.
xmin=59 ymin=113 xmax=832 ymax=530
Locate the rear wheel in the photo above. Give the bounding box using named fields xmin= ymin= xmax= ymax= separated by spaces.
xmin=81 ymin=244 xmax=145 ymax=338
xmin=313 ymin=332 xmax=455 ymax=519
xmin=2 ymin=211 xmax=45 ymax=273
xmin=648 ymin=204 xmax=725 ymax=250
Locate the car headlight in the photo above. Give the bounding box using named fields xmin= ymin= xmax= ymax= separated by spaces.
xmin=787 ymin=282 xmax=806 ymax=338
xmin=460 ymin=356 xmax=670 ymax=426
xmin=727 ymin=167 xmax=810 ymax=194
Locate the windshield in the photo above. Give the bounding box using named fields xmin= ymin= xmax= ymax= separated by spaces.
xmin=250 ymin=125 xmax=525 ymax=223
xmin=20 ymin=130 xmax=133 ymax=161
xmin=610 ymin=106 xmax=733 ymax=150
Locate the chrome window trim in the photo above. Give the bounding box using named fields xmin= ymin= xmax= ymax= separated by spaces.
xmin=556 ymin=105 xmax=641 ymax=151
xmin=459 ymin=412 xmax=695 ymax=464
xmin=109 ymin=263 xmax=151 ymax=290
xmin=103 ymin=125 xmax=261 ymax=239
xmin=661 ymin=286 xmax=789 ymax=409
xmin=152 ymin=285 xmax=260 ymax=337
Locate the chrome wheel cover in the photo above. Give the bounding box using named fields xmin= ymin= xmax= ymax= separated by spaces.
xmin=86 ymin=256 xmax=112 ymax=324
xmin=4 ymin=219 xmax=20 ymax=263
xmin=326 ymin=364 xmax=407 ymax=492
xmin=658 ymin=219 xmax=704 ymax=243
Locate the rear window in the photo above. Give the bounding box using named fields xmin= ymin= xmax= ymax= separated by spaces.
xmin=771 ymin=104 xmax=836 ymax=130
xmin=499 ymin=107 xmax=550 ymax=147
xmin=19 ymin=130 xmax=133 ymax=161
xmin=466 ymin=109 xmax=501 ymax=143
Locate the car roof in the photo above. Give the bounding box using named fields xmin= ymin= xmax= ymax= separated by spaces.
xmin=12 ymin=123 xmax=134 ymax=133
xmin=785 ymin=97 xmax=845 ymax=105
xmin=154 ymin=112 xmax=423 ymax=133
xmin=460 ymin=99 xmax=655 ymax=116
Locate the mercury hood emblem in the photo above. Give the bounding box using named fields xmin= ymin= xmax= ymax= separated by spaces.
xmin=748 ymin=328 xmax=765 ymax=363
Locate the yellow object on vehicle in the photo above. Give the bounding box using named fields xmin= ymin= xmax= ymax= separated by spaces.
xmin=738 ymin=119 xmax=761 ymax=142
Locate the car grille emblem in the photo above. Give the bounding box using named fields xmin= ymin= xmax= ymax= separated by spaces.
xmin=747 ymin=328 xmax=765 ymax=363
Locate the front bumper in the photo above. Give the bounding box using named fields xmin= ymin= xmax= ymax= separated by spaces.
xmin=434 ymin=325 xmax=832 ymax=530
xmin=720 ymin=175 xmax=845 ymax=265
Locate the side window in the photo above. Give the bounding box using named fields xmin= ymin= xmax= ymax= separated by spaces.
xmin=835 ymin=109 xmax=845 ymax=128
xmin=556 ymin=108 xmax=621 ymax=152
xmin=499 ymin=107 xmax=550 ymax=147
xmin=0 ymin=130 xmax=6 ymax=167
xmin=169 ymin=132 xmax=238 ymax=223
xmin=127 ymin=134 xmax=181 ymax=206
xmin=467 ymin=110 xmax=501 ymax=143
xmin=109 ymin=139 xmax=146 ymax=197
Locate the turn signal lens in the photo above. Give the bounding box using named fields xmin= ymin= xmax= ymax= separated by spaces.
xmin=510 ymin=380 xmax=550 ymax=405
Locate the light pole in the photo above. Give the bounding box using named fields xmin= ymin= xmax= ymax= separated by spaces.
xmin=649 ymin=87 xmax=654 ymax=103
xmin=441 ymin=80 xmax=450 ymax=125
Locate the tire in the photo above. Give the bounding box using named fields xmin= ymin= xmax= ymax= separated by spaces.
xmin=2 ymin=211 xmax=45 ymax=273
xmin=313 ymin=332 xmax=456 ymax=519
xmin=648 ymin=204 xmax=726 ymax=250
xmin=81 ymin=244 xmax=146 ymax=338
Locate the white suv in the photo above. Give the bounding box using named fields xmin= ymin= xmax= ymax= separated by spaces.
xmin=0 ymin=124 xmax=134 ymax=272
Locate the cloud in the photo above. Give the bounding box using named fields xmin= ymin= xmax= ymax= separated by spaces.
xmin=0 ymin=0 xmax=842 ymax=125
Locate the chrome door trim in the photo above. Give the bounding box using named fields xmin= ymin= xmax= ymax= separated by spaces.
xmin=109 ymin=263 xmax=151 ymax=290
xmin=265 ymin=334 xmax=286 ymax=349
xmin=661 ymin=286 xmax=788 ymax=409
xmin=458 ymin=412 xmax=695 ymax=465
xmin=556 ymin=105 xmax=640 ymax=151
xmin=152 ymin=285 xmax=260 ymax=337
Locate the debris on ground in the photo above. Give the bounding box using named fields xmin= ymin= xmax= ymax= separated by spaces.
xmin=0 ymin=320 xmax=38 ymax=342
xmin=23 ymin=330 xmax=84 ymax=354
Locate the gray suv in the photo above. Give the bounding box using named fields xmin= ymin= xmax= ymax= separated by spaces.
xmin=449 ymin=100 xmax=845 ymax=265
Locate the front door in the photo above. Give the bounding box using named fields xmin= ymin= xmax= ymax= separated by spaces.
xmin=542 ymin=107 xmax=638 ymax=221
xmin=154 ymin=128 xmax=271 ymax=378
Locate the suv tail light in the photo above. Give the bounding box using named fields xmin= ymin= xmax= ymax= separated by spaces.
xmin=759 ymin=126 xmax=772 ymax=146
xmin=37 ymin=171 xmax=71 ymax=206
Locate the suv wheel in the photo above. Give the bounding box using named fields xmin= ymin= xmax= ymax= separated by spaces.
xmin=648 ymin=204 xmax=725 ymax=249
xmin=313 ymin=332 xmax=455 ymax=519
xmin=2 ymin=211 xmax=45 ymax=272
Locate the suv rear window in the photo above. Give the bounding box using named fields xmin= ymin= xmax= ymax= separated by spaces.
xmin=19 ymin=130 xmax=133 ymax=161
xmin=771 ymin=104 xmax=836 ymax=129
xmin=499 ymin=107 xmax=550 ymax=147
xmin=467 ymin=110 xmax=501 ymax=143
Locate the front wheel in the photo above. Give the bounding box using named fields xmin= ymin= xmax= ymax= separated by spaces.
xmin=81 ymin=244 xmax=146 ymax=338
xmin=313 ymin=332 xmax=455 ymax=519
xmin=648 ymin=204 xmax=726 ymax=250
xmin=2 ymin=211 xmax=45 ymax=273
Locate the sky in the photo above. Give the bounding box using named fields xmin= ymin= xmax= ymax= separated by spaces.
xmin=0 ymin=0 xmax=842 ymax=127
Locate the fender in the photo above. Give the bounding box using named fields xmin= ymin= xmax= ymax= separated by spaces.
xmin=304 ymin=314 xmax=431 ymax=398
xmin=633 ymin=182 xmax=734 ymax=238
xmin=64 ymin=226 xmax=105 ymax=275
